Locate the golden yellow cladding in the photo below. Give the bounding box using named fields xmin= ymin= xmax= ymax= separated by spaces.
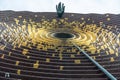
xmin=1 ymin=54 xmax=4 ymax=59
xmin=22 ymin=49 xmax=29 ymax=55
xmin=46 ymin=58 xmax=50 ymax=62
xmin=15 ymin=61 xmax=20 ymax=66
xmin=107 ymin=18 xmax=111 ymax=21
xmin=60 ymin=66 xmax=64 ymax=70
xmin=71 ymin=54 xmax=75 ymax=58
xmin=74 ymin=60 xmax=81 ymax=64
xmin=17 ymin=69 xmax=21 ymax=75
xmin=8 ymin=52 xmax=11 ymax=56
xmin=1 ymin=15 xmax=119 ymax=58
xmin=110 ymin=57 xmax=114 ymax=62
xmin=33 ymin=63 xmax=39 ymax=68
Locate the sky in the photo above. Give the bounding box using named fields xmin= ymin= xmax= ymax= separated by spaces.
xmin=0 ymin=0 xmax=120 ymax=14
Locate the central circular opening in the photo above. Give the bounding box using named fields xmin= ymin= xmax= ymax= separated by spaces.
xmin=53 ymin=33 xmax=74 ymax=39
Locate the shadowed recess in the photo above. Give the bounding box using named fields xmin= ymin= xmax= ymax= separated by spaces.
xmin=53 ymin=33 xmax=74 ymax=39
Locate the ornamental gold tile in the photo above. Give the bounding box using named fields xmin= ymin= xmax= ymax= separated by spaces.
xmin=116 ymin=52 xmax=119 ymax=57
xmin=27 ymin=56 xmax=30 ymax=59
xmin=109 ymin=49 xmax=114 ymax=54
xmin=106 ymin=51 xmax=109 ymax=55
xmin=17 ymin=69 xmax=21 ymax=75
xmin=92 ymin=56 xmax=96 ymax=60
xmin=33 ymin=63 xmax=39 ymax=69
xmin=107 ymin=18 xmax=111 ymax=21
xmin=71 ymin=54 xmax=75 ymax=58
xmin=36 ymin=60 xmax=39 ymax=64
xmin=52 ymin=53 xmax=55 ymax=57
xmin=59 ymin=57 xmax=63 ymax=60
xmin=81 ymin=17 xmax=84 ymax=20
xmin=22 ymin=49 xmax=29 ymax=55
xmin=74 ymin=60 xmax=81 ymax=64
xmin=60 ymin=66 xmax=64 ymax=70
xmin=1 ymin=54 xmax=4 ymax=59
xmin=18 ymin=16 xmax=22 ymax=18
xmin=46 ymin=58 xmax=50 ymax=62
xmin=16 ymin=61 xmax=20 ymax=66
xmin=8 ymin=52 xmax=11 ymax=56
xmin=0 ymin=45 xmax=6 ymax=50
xmin=110 ymin=57 xmax=114 ymax=62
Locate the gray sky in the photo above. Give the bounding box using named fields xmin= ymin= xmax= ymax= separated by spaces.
xmin=0 ymin=0 xmax=120 ymax=14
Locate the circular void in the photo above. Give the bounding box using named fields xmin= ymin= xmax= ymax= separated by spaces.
xmin=53 ymin=32 xmax=74 ymax=39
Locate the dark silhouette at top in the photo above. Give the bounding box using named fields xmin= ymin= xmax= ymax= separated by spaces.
xmin=56 ymin=2 xmax=65 ymax=18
